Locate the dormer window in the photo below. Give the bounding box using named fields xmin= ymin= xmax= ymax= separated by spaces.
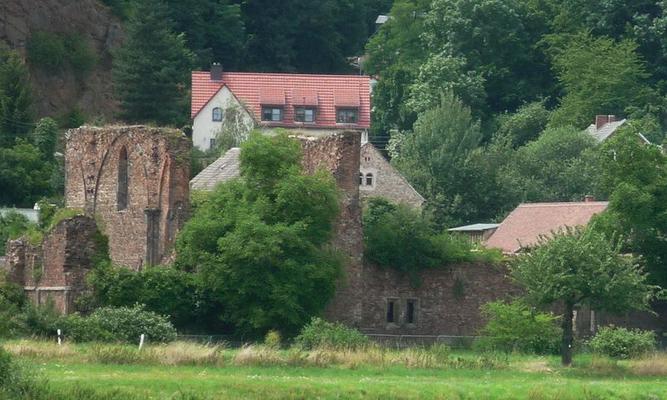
xmin=295 ymin=107 xmax=316 ymax=123
xmin=262 ymin=106 xmax=283 ymax=122
xmin=212 ymin=107 xmax=223 ymax=122
xmin=337 ymin=108 xmax=358 ymax=124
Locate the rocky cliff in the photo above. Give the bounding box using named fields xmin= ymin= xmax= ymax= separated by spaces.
xmin=0 ymin=0 xmax=123 ymax=119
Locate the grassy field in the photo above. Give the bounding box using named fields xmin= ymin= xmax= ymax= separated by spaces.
xmin=6 ymin=340 xmax=667 ymax=399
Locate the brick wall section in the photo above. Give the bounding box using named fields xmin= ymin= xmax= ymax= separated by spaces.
xmin=4 ymin=216 xmax=102 ymax=313
xmin=65 ymin=126 xmax=191 ymax=269
xmin=298 ymin=131 xmax=365 ymax=326
xmin=359 ymin=262 xmax=520 ymax=335
xmin=359 ymin=143 xmax=425 ymax=208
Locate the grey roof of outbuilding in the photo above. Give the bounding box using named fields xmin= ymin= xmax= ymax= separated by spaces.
xmin=585 ymin=119 xmax=627 ymax=142
xmin=0 ymin=208 xmax=39 ymax=223
xmin=190 ymin=147 xmax=241 ymax=191
xmin=448 ymin=223 xmax=500 ymax=232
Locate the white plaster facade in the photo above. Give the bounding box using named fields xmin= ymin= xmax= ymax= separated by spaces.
xmin=192 ymin=86 xmax=255 ymax=151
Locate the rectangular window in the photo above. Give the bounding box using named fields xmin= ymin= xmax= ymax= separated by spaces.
xmin=336 ymin=108 xmax=358 ymax=124
xmin=406 ymin=299 xmax=417 ymax=324
xmin=262 ymin=107 xmax=283 ymax=121
xmin=295 ymin=107 xmax=315 ymax=123
xmin=209 ymin=138 xmax=217 ymax=149
xmin=386 ymin=299 xmax=398 ymax=324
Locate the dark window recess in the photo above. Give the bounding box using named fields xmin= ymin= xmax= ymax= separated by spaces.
xmin=117 ymin=147 xmax=128 ymax=210
xmin=387 ymin=299 xmax=396 ymax=323
xmin=336 ymin=108 xmax=358 ymax=123
xmin=262 ymin=107 xmax=283 ymax=121
xmin=209 ymin=138 xmax=217 ymax=149
xmin=359 ymin=172 xmax=363 ymax=185
xmin=365 ymin=173 xmax=373 ymax=186
xmin=406 ymin=299 xmax=416 ymax=324
xmin=212 ymin=107 xmax=223 ymax=121
xmin=295 ymin=107 xmax=315 ymax=122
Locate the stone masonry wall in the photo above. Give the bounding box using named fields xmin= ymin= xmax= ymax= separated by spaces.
xmin=359 ymin=262 xmax=520 ymax=335
xmin=65 ymin=126 xmax=190 ymax=270
xmin=4 ymin=216 xmax=102 ymax=313
xmin=359 ymin=143 xmax=425 ymax=208
xmin=299 ymin=131 xmax=364 ymax=326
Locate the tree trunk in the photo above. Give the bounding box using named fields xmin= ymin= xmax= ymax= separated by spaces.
xmin=561 ymin=301 xmax=574 ymax=366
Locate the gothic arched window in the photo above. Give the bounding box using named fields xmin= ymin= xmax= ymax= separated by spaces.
xmin=117 ymin=147 xmax=129 ymax=210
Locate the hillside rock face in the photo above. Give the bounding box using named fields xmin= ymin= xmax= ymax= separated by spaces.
xmin=0 ymin=0 xmax=123 ymax=119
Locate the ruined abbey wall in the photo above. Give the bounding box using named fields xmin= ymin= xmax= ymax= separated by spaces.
xmin=65 ymin=126 xmax=191 ymax=269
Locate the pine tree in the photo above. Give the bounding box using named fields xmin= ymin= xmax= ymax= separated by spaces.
xmin=112 ymin=0 xmax=194 ymax=126
xmin=0 ymin=46 xmax=33 ymax=148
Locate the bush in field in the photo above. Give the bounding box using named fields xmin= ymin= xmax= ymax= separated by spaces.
xmin=0 ymin=347 xmax=46 ymax=399
xmin=589 ymin=326 xmax=656 ymax=359
xmin=79 ymin=305 xmax=176 ymax=344
xmin=477 ymin=300 xmax=561 ymax=354
xmin=295 ymin=317 xmax=369 ymax=350
xmin=0 ymin=278 xmax=26 ymax=338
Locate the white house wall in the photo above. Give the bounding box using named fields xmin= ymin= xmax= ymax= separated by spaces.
xmin=192 ymin=86 xmax=255 ymax=151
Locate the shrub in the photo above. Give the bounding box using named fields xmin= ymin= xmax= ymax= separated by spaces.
xmin=589 ymin=326 xmax=656 ymax=359
xmin=27 ymin=31 xmax=66 ymax=70
xmin=0 ymin=210 xmax=34 ymax=254
xmin=295 ymin=317 xmax=369 ymax=350
xmin=87 ymin=304 xmax=176 ymax=343
xmin=264 ymin=330 xmax=282 ymax=349
xmin=477 ymin=300 xmax=561 ymax=354
xmin=0 ymin=278 xmax=26 ymax=338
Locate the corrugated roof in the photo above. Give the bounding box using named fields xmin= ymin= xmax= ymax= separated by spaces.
xmin=190 ymin=147 xmax=241 ymax=191
xmin=448 ymin=223 xmax=500 ymax=232
xmin=191 ymin=71 xmax=371 ymax=129
xmin=484 ymin=201 xmax=608 ymax=254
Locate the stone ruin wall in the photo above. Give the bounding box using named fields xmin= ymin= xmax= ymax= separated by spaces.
xmin=65 ymin=125 xmax=191 ymax=270
xmin=298 ymin=131 xmax=365 ymax=327
xmin=4 ymin=216 xmax=102 ymax=313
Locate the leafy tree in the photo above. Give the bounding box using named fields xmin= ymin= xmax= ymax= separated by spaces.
xmin=391 ymin=92 xmax=483 ymax=227
xmin=495 ymin=101 xmax=552 ymax=148
xmin=163 ymin=0 xmax=246 ymax=69
xmin=176 ymin=133 xmax=341 ymax=337
xmin=423 ymin=0 xmax=553 ymax=115
xmin=0 ymin=211 xmax=33 ymax=254
xmin=112 ymin=0 xmax=194 ymax=125
xmin=591 ymin=130 xmax=667 ymax=286
xmin=0 ymin=47 xmax=32 ymax=147
xmin=31 ymin=117 xmax=58 ymax=161
xmin=549 ymin=33 xmax=653 ymax=128
xmin=498 ymin=126 xmax=599 ymax=205
xmin=0 ymin=142 xmax=53 ymax=207
xmin=511 ymin=228 xmax=659 ymax=365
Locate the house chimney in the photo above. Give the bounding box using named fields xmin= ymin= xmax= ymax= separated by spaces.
xmin=584 ymin=195 xmax=595 ymax=202
xmin=211 ymin=63 xmax=223 ymax=81
xmin=595 ymin=115 xmax=616 ymax=130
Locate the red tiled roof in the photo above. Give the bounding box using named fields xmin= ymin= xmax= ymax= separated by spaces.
xmin=484 ymin=201 xmax=609 ymax=254
xmin=191 ymin=71 xmax=371 ymax=129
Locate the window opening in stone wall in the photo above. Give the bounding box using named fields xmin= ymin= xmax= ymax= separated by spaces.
xmin=386 ymin=299 xmax=397 ymax=323
xmin=365 ymin=173 xmax=374 ymax=186
xmin=359 ymin=172 xmax=363 ymax=185
xmin=117 ymin=147 xmax=128 ymax=210
xmin=406 ymin=299 xmax=417 ymax=324
xmin=212 ymin=107 xmax=223 ymax=121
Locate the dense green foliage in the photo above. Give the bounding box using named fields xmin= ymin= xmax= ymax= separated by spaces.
xmin=0 ymin=46 xmax=32 ymax=148
xmin=294 ymin=317 xmax=370 ymax=350
xmin=62 ymin=305 xmax=177 ymax=343
xmin=86 ymin=264 xmax=220 ymax=332
xmin=27 ymin=31 xmax=97 ymax=76
xmin=176 ymin=133 xmax=342 ymax=338
xmin=477 ymin=300 xmax=560 ymax=355
xmin=588 ymin=326 xmax=656 ymax=359
xmin=0 ymin=211 xmax=35 ymax=254
xmin=112 ymin=0 xmax=194 ymax=125
xmin=512 ymin=228 xmax=659 ymax=365
xmin=363 ymin=198 xmax=500 ymax=282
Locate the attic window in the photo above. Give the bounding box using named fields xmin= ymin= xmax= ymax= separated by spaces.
xmin=262 ymin=107 xmax=283 ymax=122
xmin=337 ymin=108 xmax=358 ymax=124
xmin=212 ymin=107 xmax=223 ymax=122
xmin=295 ymin=107 xmax=315 ymax=123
